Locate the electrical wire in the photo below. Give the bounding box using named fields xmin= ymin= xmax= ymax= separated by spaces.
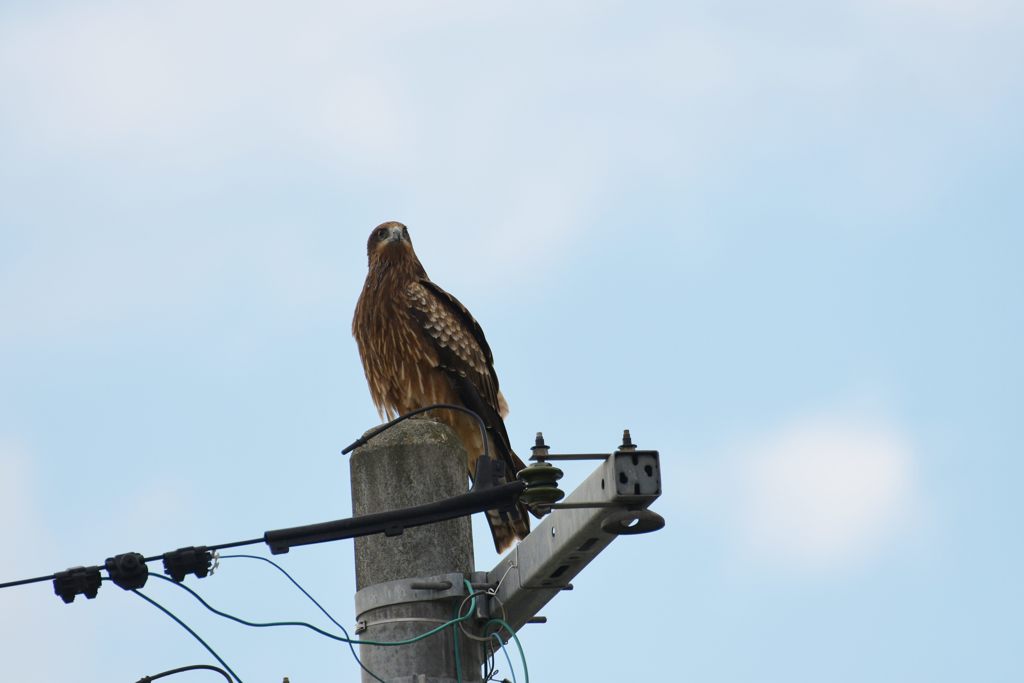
xmin=136 ymin=663 xmax=232 ymax=683
xmin=325 ymin=586 xmax=478 ymax=648
xmin=0 ymin=406 xmax=490 ymax=593
xmin=150 ymin=572 xmax=478 ymax=648
xmin=452 ymin=597 xmax=464 ymax=683
xmin=2 ymin=550 xmax=520 ymax=682
xmin=454 ymin=578 xmax=492 ymax=683
xmin=0 ymin=539 xmax=263 ymax=591
xmin=217 ymin=554 xmax=384 ymax=683
xmin=341 ymin=403 xmax=490 ymax=460
xmin=459 ymin=590 xmax=508 ymax=643
xmin=485 ymin=619 xmax=529 ymax=683
xmin=147 ymin=571 xmax=484 ymax=682
xmin=148 ymin=573 xmax=353 ymax=642
xmin=1 ymin=402 xmax=532 ymax=682
xmin=482 ymin=638 xmax=497 ymax=682
xmin=491 ymin=632 xmax=518 ymax=683
xmin=0 ymin=572 xmax=59 ymax=590
xmin=130 ymin=589 xmax=243 ymax=683
xmin=142 ymin=539 xmax=264 ymax=564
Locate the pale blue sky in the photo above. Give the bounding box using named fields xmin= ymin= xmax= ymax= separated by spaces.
xmin=1 ymin=2 xmax=1022 ymax=681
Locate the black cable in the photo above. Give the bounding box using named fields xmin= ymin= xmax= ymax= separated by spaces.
xmin=0 ymin=538 xmax=264 ymax=590
xmin=136 ymin=663 xmax=232 ymax=683
xmin=0 ymin=573 xmax=56 ymax=590
xmin=341 ymin=403 xmax=489 ymax=459
xmin=218 ymin=554 xmax=384 ymax=683
xmin=1 ymin=406 xmax=487 ymax=591
xmin=142 ymin=539 xmax=264 ymax=564
xmin=130 ymin=589 xmax=244 ymax=683
xmin=483 ymin=637 xmax=497 ymax=681
xmin=208 ymin=538 xmax=266 ymax=553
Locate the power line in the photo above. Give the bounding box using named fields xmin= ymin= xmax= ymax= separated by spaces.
xmin=130 ymin=588 xmax=244 ymax=683
xmin=0 ymin=405 xmax=556 ymax=681
xmin=341 ymin=403 xmax=490 ymax=459
xmin=150 ymin=571 xmax=480 ymax=648
xmin=135 ymin=664 xmax=232 ymax=683
xmin=0 ymin=573 xmax=60 ymax=590
xmin=217 ymin=554 xmax=384 ymax=683
xmin=144 ymin=572 xmax=506 ymax=682
xmin=0 ymin=404 xmax=557 ymax=600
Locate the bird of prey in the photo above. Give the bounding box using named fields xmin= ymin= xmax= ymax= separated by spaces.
xmin=352 ymin=221 xmax=530 ymax=553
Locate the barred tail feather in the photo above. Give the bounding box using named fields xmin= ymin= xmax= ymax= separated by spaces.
xmin=487 ymin=503 xmax=531 ymax=554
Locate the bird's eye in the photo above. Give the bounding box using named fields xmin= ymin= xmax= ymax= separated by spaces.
xmin=402 ymin=227 xmax=409 ymax=237
xmin=376 ymin=228 xmax=388 ymax=240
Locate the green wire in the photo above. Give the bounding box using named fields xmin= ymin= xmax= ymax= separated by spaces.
xmin=453 ymin=586 xmax=464 ymax=683
xmin=355 ymin=588 xmax=476 ymax=647
xmin=148 ymin=570 xmax=489 ymax=680
xmin=217 ymin=555 xmax=386 ymax=683
xmin=130 ymin=589 xmax=244 ymax=683
xmin=150 ymin=571 xmax=476 ymax=648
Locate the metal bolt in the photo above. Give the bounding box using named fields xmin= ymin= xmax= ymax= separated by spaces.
xmin=531 ymin=431 xmax=551 ymax=461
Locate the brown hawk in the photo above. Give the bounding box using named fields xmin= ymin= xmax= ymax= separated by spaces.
xmin=352 ymin=221 xmax=530 ymax=553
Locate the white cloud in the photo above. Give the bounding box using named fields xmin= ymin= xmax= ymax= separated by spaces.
xmin=2 ymin=0 xmax=1017 ymax=162
xmin=1 ymin=0 xmax=1020 ymax=343
xmin=684 ymin=411 xmax=921 ymax=572
xmin=0 ymin=2 xmax=610 ymax=342
xmin=739 ymin=415 xmax=916 ymax=566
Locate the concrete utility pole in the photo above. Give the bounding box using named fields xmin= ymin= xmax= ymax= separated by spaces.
xmin=350 ymin=419 xmax=484 ymax=683
xmin=349 ymin=420 xmax=665 ymax=683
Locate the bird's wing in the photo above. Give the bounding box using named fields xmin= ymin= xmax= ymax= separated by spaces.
xmin=405 ymin=279 xmax=516 ymax=460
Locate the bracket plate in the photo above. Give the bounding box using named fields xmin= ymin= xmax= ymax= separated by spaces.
xmin=486 ymin=448 xmax=662 ymax=632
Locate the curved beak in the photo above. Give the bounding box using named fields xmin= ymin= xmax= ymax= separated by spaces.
xmin=386 ymin=225 xmax=406 ymax=243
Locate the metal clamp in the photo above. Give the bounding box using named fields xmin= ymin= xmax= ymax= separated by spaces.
xmin=354 ymin=617 xmax=451 ymax=635
xmin=355 ymin=572 xmax=468 ymax=619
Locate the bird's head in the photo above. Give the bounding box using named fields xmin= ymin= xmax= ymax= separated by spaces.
xmin=366 ymin=221 xmax=413 ymax=259
xmin=365 ymin=221 xmax=426 ymax=278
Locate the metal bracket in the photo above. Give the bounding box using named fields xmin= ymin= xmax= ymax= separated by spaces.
xmin=355 ymin=617 xmax=450 ymax=635
xmin=354 ymin=572 xmax=469 ymax=620
xmin=486 ymin=444 xmax=664 ymax=631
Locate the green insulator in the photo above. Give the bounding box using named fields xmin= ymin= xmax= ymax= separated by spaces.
xmin=518 ymin=462 xmax=565 ymax=514
xmin=517 ymin=461 xmax=564 ymax=487
xmin=520 ymin=485 xmax=566 ymax=508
